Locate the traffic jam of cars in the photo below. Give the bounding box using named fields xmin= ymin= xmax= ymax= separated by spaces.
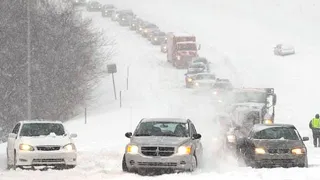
xmin=8 ymin=0 xmax=307 ymax=175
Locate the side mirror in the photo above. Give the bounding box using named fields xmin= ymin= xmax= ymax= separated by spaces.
xmin=198 ymin=44 xmax=201 ymax=50
xmin=70 ymin=133 xmax=77 ymax=138
xmin=125 ymin=132 xmax=132 ymax=138
xmin=8 ymin=133 xmax=17 ymax=139
xmin=272 ymin=94 xmax=277 ymax=105
xmin=302 ymin=137 xmax=309 ymax=141
xmin=192 ymin=133 xmax=201 ymax=139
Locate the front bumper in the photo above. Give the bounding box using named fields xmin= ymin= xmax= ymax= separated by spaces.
xmin=254 ymin=154 xmax=306 ymax=166
xmin=125 ymin=153 xmax=193 ymax=171
xmin=16 ymin=150 xmax=77 ymax=166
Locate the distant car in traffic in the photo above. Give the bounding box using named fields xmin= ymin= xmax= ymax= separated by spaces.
xmin=122 ymin=118 xmax=203 ymax=174
xmin=274 ymin=44 xmax=295 ymax=56
xmin=86 ymin=1 xmax=102 ymax=12
xmin=101 ymin=4 xmax=115 ymax=17
xmin=185 ymin=73 xmax=216 ymax=88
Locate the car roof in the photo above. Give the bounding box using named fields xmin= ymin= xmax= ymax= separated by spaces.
xmin=141 ymin=118 xmax=189 ymax=123
xmin=253 ymin=124 xmax=296 ymax=132
xmin=195 ymin=72 xmax=215 ymax=76
xmin=177 ymin=41 xmax=196 ymax=44
xmin=190 ymin=62 xmax=205 ymax=66
xmin=19 ymin=120 xmax=63 ymax=124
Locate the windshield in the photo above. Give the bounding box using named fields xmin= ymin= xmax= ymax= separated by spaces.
xmin=253 ymin=127 xmax=300 ymax=140
xmin=196 ymin=74 xmax=215 ymax=80
xmin=177 ymin=43 xmax=197 ymax=51
xmin=134 ymin=121 xmax=189 ymax=137
xmin=189 ymin=64 xmax=204 ymax=69
xmin=145 ymin=24 xmax=157 ymax=28
xmin=155 ymin=32 xmax=165 ymax=36
xmin=213 ymin=82 xmax=232 ymax=89
xmin=233 ymin=91 xmax=266 ymax=103
xmin=20 ymin=123 xmax=65 ymax=137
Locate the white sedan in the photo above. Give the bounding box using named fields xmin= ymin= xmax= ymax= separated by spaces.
xmin=7 ymin=120 xmax=77 ymax=170
xmin=274 ymin=44 xmax=295 ymax=56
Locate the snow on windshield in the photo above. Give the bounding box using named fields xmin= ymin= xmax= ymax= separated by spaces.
xmin=134 ymin=121 xmax=189 ymax=137
xmin=20 ymin=123 xmax=65 ymax=137
xmin=253 ymin=127 xmax=300 ymax=140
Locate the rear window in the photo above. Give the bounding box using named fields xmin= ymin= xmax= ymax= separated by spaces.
xmin=253 ymin=127 xmax=300 ymax=140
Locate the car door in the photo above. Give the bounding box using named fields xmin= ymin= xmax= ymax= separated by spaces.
xmin=190 ymin=122 xmax=202 ymax=158
xmin=7 ymin=123 xmax=21 ymax=158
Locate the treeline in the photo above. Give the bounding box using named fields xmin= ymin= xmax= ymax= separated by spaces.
xmin=0 ymin=0 xmax=113 ymax=140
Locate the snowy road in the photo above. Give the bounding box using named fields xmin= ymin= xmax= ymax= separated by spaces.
xmin=1 ymin=0 xmax=320 ymax=179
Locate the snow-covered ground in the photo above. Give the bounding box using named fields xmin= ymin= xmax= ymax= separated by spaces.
xmin=1 ymin=0 xmax=320 ymax=179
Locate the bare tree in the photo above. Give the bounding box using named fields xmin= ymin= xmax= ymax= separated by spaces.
xmin=0 ymin=0 xmax=114 ymax=140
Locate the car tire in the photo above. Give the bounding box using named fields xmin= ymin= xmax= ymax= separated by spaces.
xmin=188 ymin=154 xmax=197 ymax=172
xmin=298 ymin=158 xmax=308 ymax=168
xmin=122 ymin=155 xmax=129 ymax=172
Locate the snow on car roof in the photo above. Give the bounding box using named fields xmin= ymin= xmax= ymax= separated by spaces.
xmin=141 ymin=118 xmax=188 ymax=123
xmin=195 ymin=72 xmax=215 ymax=76
xmin=20 ymin=120 xmax=63 ymax=124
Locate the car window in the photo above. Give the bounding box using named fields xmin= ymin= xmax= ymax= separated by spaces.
xmin=12 ymin=123 xmax=21 ymax=134
xmin=253 ymin=127 xmax=300 ymax=140
xmin=134 ymin=121 xmax=189 ymax=137
xmin=190 ymin=123 xmax=197 ymax=135
xmin=190 ymin=64 xmax=204 ymax=68
xmin=196 ymin=74 xmax=215 ymax=80
xmin=19 ymin=123 xmax=66 ymax=137
xmin=213 ymin=82 xmax=232 ymax=89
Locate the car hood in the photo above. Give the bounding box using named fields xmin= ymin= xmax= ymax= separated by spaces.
xmin=194 ymin=79 xmax=215 ymax=83
xmin=252 ymin=139 xmax=304 ymax=149
xmin=19 ymin=135 xmax=72 ymax=146
xmin=130 ymin=136 xmax=190 ymax=146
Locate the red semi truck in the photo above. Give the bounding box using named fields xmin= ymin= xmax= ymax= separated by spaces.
xmin=166 ymin=32 xmax=200 ymax=68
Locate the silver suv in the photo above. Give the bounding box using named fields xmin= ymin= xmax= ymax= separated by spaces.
xmin=122 ymin=118 xmax=203 ymax=174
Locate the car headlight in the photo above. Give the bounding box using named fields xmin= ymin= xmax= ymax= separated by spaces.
xmin=177 ymin=56 xmax=181 ymax=60
xmin=163 ymin=46 xmax=167 ymax=49
xmin=19 ymin=144 xmax=34 ymax=151
xmin=154 ymin=37 xmax=158 ymax=41
xmin=144 ymin=29 xmax=148 ymax=33
xmin=227 ymin=135 xmax=236 ymax=143
xmin=292 ymin=148 xmax=306 ymax=155
xmin=122 ymin=18 xmax=125 ymax=20
xmin=177 ymin=146 xmax=191 ymax=155
xmin=255 ymin=148 xmax=266 ymax=154
xmin=264 ymin=119 xmax=273 ymax=124
xmin=63 ymin=143 xmax=76 ymax=151
xmin=132 ymin=24 xmax=135 ymax=26
xmin=126 ymin=145 xmax=139 ymax=154
xmin=139 ymin=27 xmax=142 ymax=30
xmin=187 ymin=78 xmax=192 ymax=82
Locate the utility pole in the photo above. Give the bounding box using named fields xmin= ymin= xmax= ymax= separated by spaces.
xmin=27 ymin=0 xmax=32 ymax=120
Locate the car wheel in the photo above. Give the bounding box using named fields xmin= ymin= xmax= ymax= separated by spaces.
xmin=298 ymin=158 xmax=308 ymax=168
xmin=189 ymin=154 xmax=197 ymax=172
xmin=122 ymin=155 xmax=129 ymax=172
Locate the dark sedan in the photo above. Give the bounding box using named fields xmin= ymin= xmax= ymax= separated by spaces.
xmin=236 ymin=124 xmax=309 ymax=168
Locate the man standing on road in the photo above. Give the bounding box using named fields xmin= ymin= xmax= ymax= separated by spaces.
xmin=309 ymin=114 xmax=320 ymax=147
